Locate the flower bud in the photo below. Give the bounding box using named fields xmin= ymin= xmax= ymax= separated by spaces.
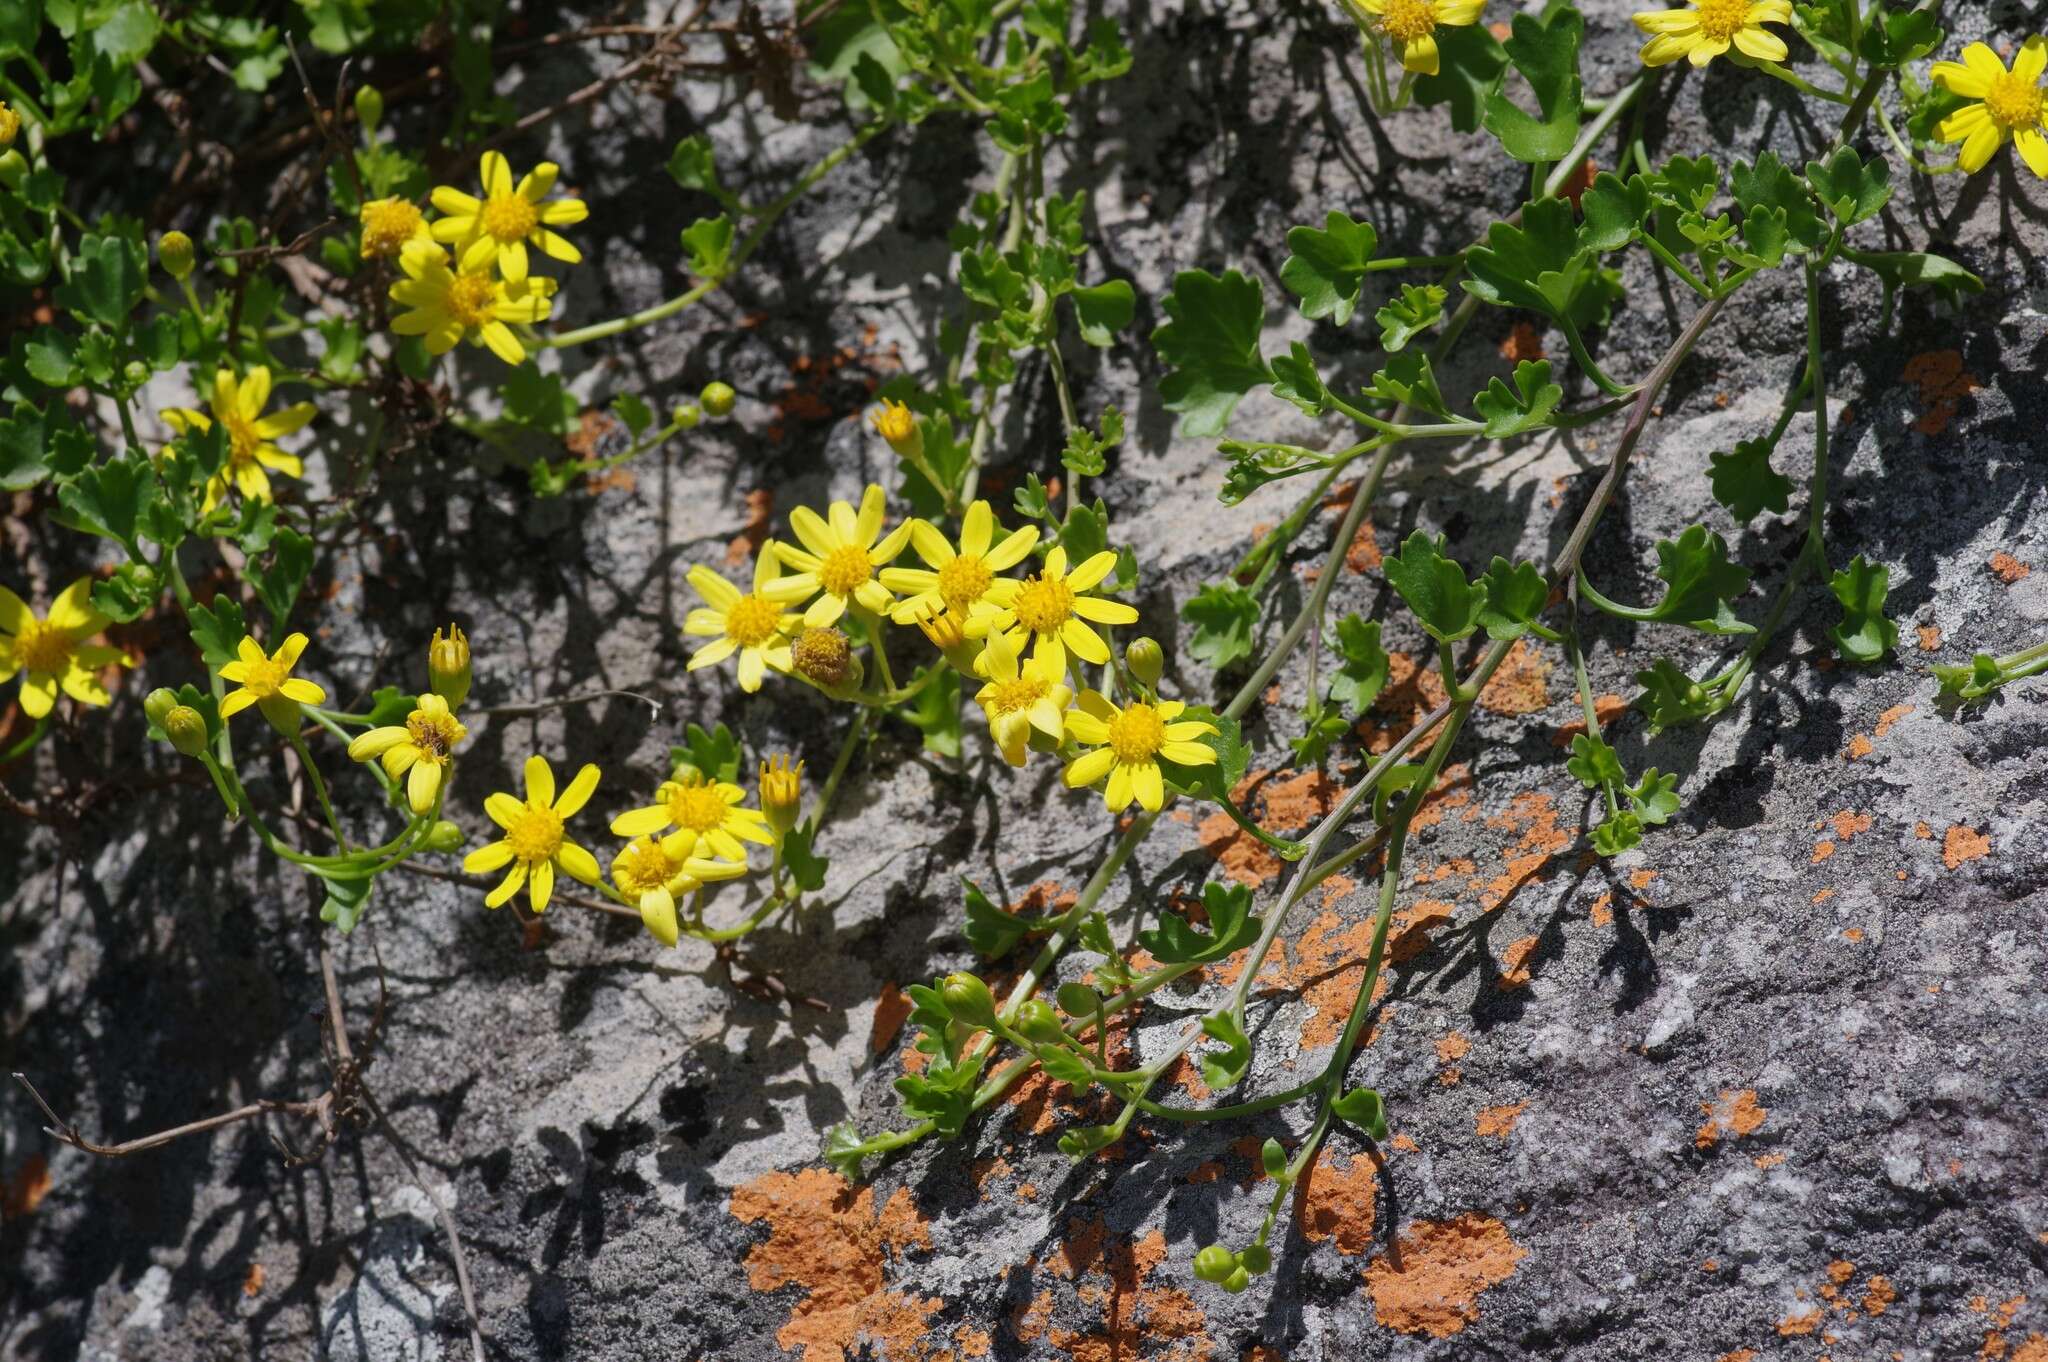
xmin=1221 ymin=1265 xmax=1251 ymax=1294
xmin=871 ymin=399 xmax=923 ymax=462
xmin=672 ymin=402 xmax=702 ymax=431
xmin=1192 ymin=1245 xmax=1235 ymax=1284
xmin=144 ymin=687 xmax=180 ymax=728
xmin=1055 ymin=981 xmax=1100 ymax=1018
xmin=0 ymin=99 xmax=19 ymax=147
xmin=940 ymin=971 xmax=997 ymax=1028
xmin=912 ymin=606 xmax=981 ymax=677
xmin=158 ymin=230 xmax=195 ymax=281
xmin=758 ymin=754 xmax=803 ymax=839
xmin=353 ymin=84 xmax=384 ymax=134
xmin=164 ymin=705 xmax=209 ymax=757
xmin=792 ymin=626 xmax=853 ymax=690
xmin=1125 ymin=636 xmax=1163 ymax=688
xmin=123 ymin=360 xmax=149 ymax=388
xmin=425 ymin=819 xmax=464 ymax=853
xmin=0 ymin=150 xmax=26 ymax=192
xmin=699 ymin=380 xmax=736 ymax=418
xmin=1013 ymin=999 xmax=1065 ymax=1046
xmin=428 ymin=624 xmax=471 ymax=708
xmin=1238 ymin=1243 xmax=1271 ymax=1275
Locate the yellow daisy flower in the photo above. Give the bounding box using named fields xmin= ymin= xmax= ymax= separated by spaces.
xmin=881 ymin=499 xmax=1039 ymax=627
xmin=972 ymin=632 xmax=1072 ymax=767
xmin=684 ymin=551 xmax=812 ymax=692
xmin=771 ymin=483 xmax=915 ymax=628
xmin=359 ymin=196 xmax=433 ymax=260
xmin=610 ymin=835 xmax=748 ymax=947
xmin=345 ymin=692 xmax=469 ymax=815
xmin=389 ymin=241 xmax=552 ymax=366
xmin=1352 ymin=0 xmax=1486 ymax=77
xmin=218 ymin=630 xmax=326 ymax=727
xmin=161 ymin=366 xmax=316 ymax=512
xmin=969 ymin=544 xmax=1137 ymax=672
xmin=609 ymin=771 xmax=774 ymax=861
xmin=461 ymin=755 xmax=602 ymax=911
xmin=1931 ymin=39 xmax=2048 ymax=177
xmin=429 ymin=150 xmax=589 ymax=285
xmin=0 ymin=578 xmax=128 ymax=719
xmin=1061 ymin=691 xmax=1218 ymax=814
xmin=1633 ymin=0 xmax=1791 ymax=69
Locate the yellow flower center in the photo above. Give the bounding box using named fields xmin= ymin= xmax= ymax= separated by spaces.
xmin=1012 ymin=573 xmax=1076 ymax=636
xmin=1692 ymin=0 xmax=1751 ymax=41
xmin=445 ymin=274 xmax=499 ymax=330
xmin=404 ymin=708 xmax=464 ymax=764
xmin=820 ymin=544 xmax=874 ymax=597
xmin=222 ymin=411 xmax=261 ymax=469
xmin=480 ymin=193 xmax=540 ymax=244
xmin=1380 ymin=0 xmax=1437 ymax=43
xmin=615 ymin=838 xmax=677 ymax=895
xmin=1985 ymin=71 xmax=2045 ymax=130
xmin=360 ymin=199 xmax=424 ymax=258
xmin=1105 ymin=702 xmax=1166 ymax=765
xmin=988 ymin=673 xmax=1047 ymax=715
xmin=238 ymin=656 xmax=291 ymax=699
xmin=936 ymin=554 xmax=993 ymax=612
xmin=874 ymin=401 xmax=916 ymax=443
xmin=505 ymin=803 xmax=564 ymax=864
xmin=725 ymin=593 xmax=784 ymax=647
xmin=14 ymin=619 xmax=76 ymax=676
xmin=666 ymin=781 xmax=729 ymax=833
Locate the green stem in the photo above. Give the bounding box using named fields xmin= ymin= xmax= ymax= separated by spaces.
xmin=804 ymin=706 xmax=870 ymax=837
xmin=288 ymin=732 xmax=349 ymax=853
xmin=0 ymin=714 xmax=51 ymax=765
xmin=1758 ymin=61 xmax=1853 ymax=105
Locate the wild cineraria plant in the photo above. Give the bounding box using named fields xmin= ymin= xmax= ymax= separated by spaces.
xmin=0 ymin=0 xmax=2038 ymax=1334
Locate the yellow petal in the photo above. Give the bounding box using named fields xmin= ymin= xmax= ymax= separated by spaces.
xmin=554 ymin=762 xmax=601 ymax=817
xmin=524 ymin=754 xmax=556 ymax=807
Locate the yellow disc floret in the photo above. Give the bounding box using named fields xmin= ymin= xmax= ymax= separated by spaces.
xmin=820 ymin=544 xmax=874 ymax=597
xmin=667 ymin=777 xmax=731 ymax=834
xmin=1691 ymin=0 xmax=1749 ymax=39
xmin=936 ymin=555 xmax=994 ymax=613
xmin=1105 ymin=701 xmax=1167 ymax=765
xmin=13 ymin=619 xmax=72 ymax=677
xmin=481 ymin=192 xmax=541 ymax=243
xmin=1986 ymin=71 xmax=2045 ymax=130
xmin=1380 ymin=0 xmax=1437 ymax=43
xmin=506 ymin=804 xmax=565 ymax=864
xmin=1012 ymin=573 xmax=1077 ymax=636
xmin=360 ymin=198 xmax=428 ymax=259
xmin=724 ymin=594 xmax=784 ymax=647
xmin=444 ymin=274 xmax=500 ymax=330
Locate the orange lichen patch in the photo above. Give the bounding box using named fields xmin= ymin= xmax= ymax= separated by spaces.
xmin=1011 ymin=879 xmax=1078 ymax=919
xmin=1390 ymin=1133 xmax=1421 ymax=1153
xmin=1919 ymin=624 xmax=1943 ymax=651
xmin=1990 ymin=552 xmax=2032 ymax=584
xmin=1261 ymin=768 xmax=1344 ymax=831
xmin=1011 ymin=1291 xmax=1054 ymax=1343
xmin=1244 ymin=1349 xmax=1288 ymax=1362
xmin=1363 ymin=1214 xmax=1528 ymax=1338
xmin=1321 ymin=873 xmax=1357 ymax=908
xmin=1437 ymin=1032 xmax=1472 ymax=1064
xmin=1844 ymin=734 xmax=1875 ymax=761
xmin=1843 ymin=928 xmax=1864 ymax=943
xmin=1916 ymin=821 xmax=1933 ymax=840
xmin=871 ymin=982 xmax=913 ymax=1056
xmin=1831 ymin=810 xmax=1873 ymax=841
xmin=1944 ymin=825 xmax=1991 ymax=869
xmin=1187 ymin=1161 xmax=1224 ymax=1185
xmin=1 ymin=1155 xmax=51 ymax=1220
xmin=1476 ymin=639 xmax=1551 ymax=716
xmin=1628 ymin=868 xmax=1657 ymax=891
xmin=1199 ymin=768 xmax=1340 ymax=888
xmin=1864 ymin=1275 xmax=1896 ymax=1316
xmin=1346 ymin=518 xmax=1384 ymax=574
xmin=1702 ymin=1260 xmax=1720 ymax=1273
xmin=1294 ymin=1147 xmax=1382 ymax=1256
xmin=1500 ymin=321 xmax=1546 ymax=364
xmin=1590 ymin=892 xmax=1615 ymax=927
xmin=764 ymin=337 xmax=903 ymax=442
xmin=726 ymin=489 xmax=776 ymax=568
xmin=1389 ymin=899 xmax=1456 ymax=964
xmin=971 ymin=1156 xmax=1014 ymax=1195
xmin=953 ymin=1325 xmax=991 ymax=1358
xmin=1812 ymin=841 xmax=1836 ymax=864
xmin=1779 ymin=1307 xmax=1823 ymax=1336
xmin=1717 ymin=1350 xmax=1757 ymax=1362
xmin=1286 ymin=910 xmax=1392 ymax=1049
xmin=564 ymin=408 xmax=618 ymax=460
xmin=1046 ymin=1228 xmax=1212 ymax=1362
xmin=1754 ymin=1152 xmax=1786 ymax=1169
xmin=1813 ymin=889 xmax=1836 ymax=905
xmin=1198 ymin=808 xmax=1283 ymax=889
xmin=729 ymin=1170 xmax=934 ymax=1362
xmin=1495 ymin=935 xmax=1540 ymax=991
xmin=1477 ymin=793 xmax=1569 ymax=910
xmin=243 ymin=1263 xmax=266 ymax=1297
xmin=1874 ymin=705 xmax=1914 ymax=738
xmin=1902 ymin=349 xmax=1979 ymax=436
xmin=1476 ymin=1101 xmax=1528 ymax=1138
xmin=2012 ymin=1335 xmax=2048 ymax=1362
xmin=1696 ymin=1090 xmax=1768 ymax=1148
xmin=1164 ymin=1053 xmax=1212 ymax=1103
xmin=1552 ymin=693 xmax=1628 ymax=747
xmin=1016 ymin=1183 xmax=1038 ymax=1202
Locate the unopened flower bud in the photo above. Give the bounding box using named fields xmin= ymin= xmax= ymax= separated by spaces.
xmin=144 ymin=687 xmax=180 ymax=728
xmin=123 ymin=360 xmax=149 ymax=388
xmin=158 ymin=230 xmax=195 ymax=281
xmin=424 ymin=819 xmax=464 ymax=853
xmin=699 ymin=380 xmax=736 ymax=418
xmin=0 ymin=99 xmax=19 ymax=148
xmin=758 ymin=754 xmax=803 ymax=839
xmin=871 ymin=399 xmax=923 ymax=462
xmin=941 ymin=971 xmax=997 ymax=1028
xmin=672 ymin=402 xmax=702 ymax=431
xmin=1222 ymin=1265 xmax=1251 ymax=1294
xmin=1239 ymin=1243 xmax=1272 ymax=1275
xmin=1055 ymin=982 xmax=1100 ymax=1018
xmin=0 ymin=150 xmax=26 ymax=191
xmin=792 ymin=626 xmax=852 ymax=689
xmin=1013 ymin=999 xmax=1065 ymax=1046
xmin=912 ymin=606 xmax=982 ymax=676
xmin=1125 ymin=636 xmax=1163 ymax=687
xmin=164 ymin=705 xmax=209 ymax=757
xmin=428 ymin=624 xmax=471 ymax=708
xmin=353 ymin=84 xmax=384 ymax=134
xmin=1192 ymin=1246 xmax=1235 ymax=1283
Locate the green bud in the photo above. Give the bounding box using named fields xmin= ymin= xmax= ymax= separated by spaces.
xmin=0 ymin=150 xmax=27 ymax=192
xmin=1238 ymin=1243 xmax=1271 ymax=1275
xmin=1125 ymin=636 xmax=1164 ymax=688
xmin=353 ymin=84 xmax=384 ymax=134
xmin=123 ymin=360 xmax=149 ymax=388
xmin=699 ymin=380 xmax=737 ymax=418
xmin=672 ymin=401 xmax=703 ymax=431
xmin=940 ymin=971 xmax=998 ymax=1028
xmin=1221 ymin=1265 xmax=1251 ymax=1294
xmin=424 ymin=819 xmax=464 ymax=853
xmin=1260 ymin=1137 xmax=1286 ymax=1179
xmin=1013 ymin=999 xmax=1065 ymax=1046
xmin=157 ymin=230 xmax=195 ymax=281
xmin=143 ymin=687 xmax=180 ymax=728
xmin=164 ymin=705 xmax=209 ymax=758
xmin=1192 ymin=1245 xmax=1235 ymax=1284
xmin=1055 ymin=981 xmax=1100 ymax=1019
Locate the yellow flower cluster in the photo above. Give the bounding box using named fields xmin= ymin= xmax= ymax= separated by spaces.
xmin=680 ymin=437 xmax=1217 ymax=815
xmin=364 ymin=151 xmax=589 ymax=366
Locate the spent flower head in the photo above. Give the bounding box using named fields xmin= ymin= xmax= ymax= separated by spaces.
xmin=347 ymin=693 xmax=469 ymax=814
xmin=0 ymin=578 xmax=128 ymax=719
xmin=161 ymin=367 xmax=316 ymax=512
xmin=1062 ymin=690 xmax=1217 ymax=813
xmin=463 ymin=755 xmax=602 ymax=911
xmin=430 ymin=151 xmax=588 ymax=285
xmin=1633 ymin=0 xmax=1791 ymax=69
xmin=1930 ymin=39 xmax=2048 ymax=178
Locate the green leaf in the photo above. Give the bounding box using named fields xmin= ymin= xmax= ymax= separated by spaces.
xmin=188 ymin=595 xmax=247 ymax=668
xmin=1476 ymin=556 xmax=1549 ymax=641
xmin=850 ymin=50 xmax=898 ymax=115
xmin=1157 ymin=704 xmax=1250 ymax=803
xmin=1060 ymin=407 xmax=1124 ymax=480
xmin=1327 ymin=614 xmax=1390 ymax=717
xmin=1628 ymin=768 xmax=1681 ymax=825
xmin=1182 ymin=582 xmax=1259 ymax=669
xmin=1842 ymin=247 xmax=1983 ymax=303
xmin=0 ymin=401 xmax=93 ymax=491
xmin=1362 ymin=350 xmax=1450 ymax=419
xmin=1412 ymin=23 xmax=1508 ymax=133
xmin=667 ymin=134 xmax=726 ymax=200
xmin=904 ymin=665 xmax=963 ymax=757
xmin=680 ymin=215 xmax=735 ymax=278
xmin=55 ymin=453 xmax=148 ymax=549
xmin=1578 ymin=172 xmax=1653 ymax=253
xmin=1472 ymin=359 xmax=1562 ymax=439
xmin=822 ymin=1122 xmax=869 ymax=1182
xmin=1040 ymin=1048 xmax=1096 ymax=1090
xmin=1331 ymin=1086 xmax=1390 ymax=1141
xmin=1463 ymin=197 xmax=1594 ymax=324
xmin=251 ymin=526 xmax=313 ymax=629
xmin=1730 ymin=152 xmax=1825 ymax=255
xmin=1371 ymin=763 xmax=1427 ymax=825
xmin=1077 ymin=912 xmax=1135 ymax=991
xmin=1483 ymin=4 xmax=1584 ymax=163
xmin=1933 ymin=653 xmax=2009 ymax=702
xmin=893 ymin=1072 xmax=970 ymax=1137
xmin=90 ymin=2 xmax=160 ymax=65
xmin=1056 ymin=1124 xmax=1121 ymax=1163
xmin=1290 ymin=692 xmax=1352 ymax=767
xmin=1859 ymin=7 xmax=1942 ymax=66
xmin=1070 ymin=279 xmax=1134 ymax=347
xmin=1376 ymin=283 xmax=1446 ymax=352
xmin=1805 ymin=147 xmax=1892 ymax=227
xmin=1279 ymin=211 xmax=1378 ymax=325
xmin=671 ymin=722 xmax=742 ymax=784
xmin=1652 ymin=154 xmax=1720 ymax=213
xmin=1591 ymin=809 xmax=1643 ymax=857
xmin=1137 ymin=881 xmax=1258 ymax=963
xmin=0 ymin=0 xmax=42 ymax=58
xmin=1708 ymin=437 xmax=1795 ymax=522
xmin=783 ymin=824 xmax=830 ymax=893
xmin=1383 ymin=531 xmax=1486 ymax=644
xmin=53 ymin=234 xmax=147 ymax=328
xmin=611 ymin=392 xmax=654 ymax=437
xmin=1268 ymin=341 xmax=1331 ymax=417
xmin=364 ymin=687 xmax=416 ymax=727
xmin=1566 ymin=733 xmax=1624 ymax=788
xmin=1828 ymin=555 xmax=1898 ymax=664
xmin=1198 ymin=1011 xmax=1251 ymax=1090
xmin=1590 ymin=526 xmax=1752 ymax=635
xmin=1634 ymin=657 xmax=1720 ymax=733
xmin=317 ymin=870 xmax=374 ymax=934
xmin=25 ymin=329 xmax=80 ymax=387
xmin=1152 ymin=268 xmax=1271 ymax=438
xmin=963 ymin=878 xmax=1031 ymax=960
xmin=91 ymin=562 xmax=159 ymax=622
